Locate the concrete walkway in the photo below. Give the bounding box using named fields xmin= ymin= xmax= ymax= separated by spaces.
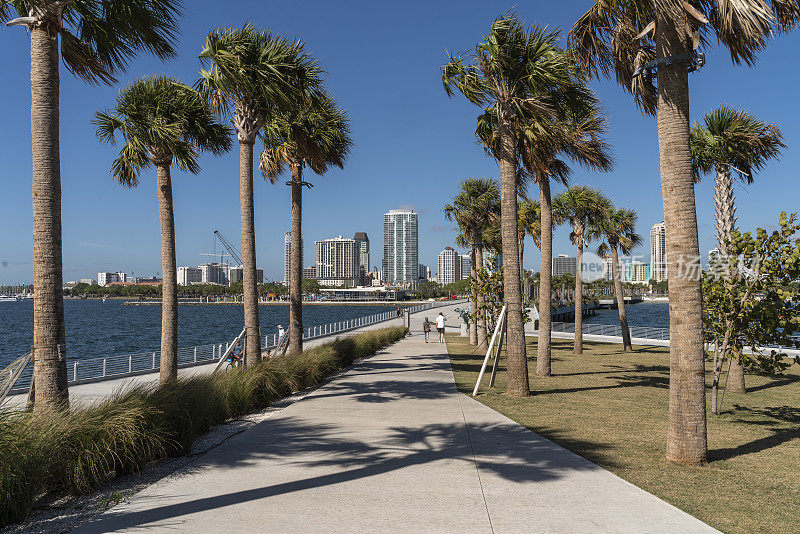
xmin=78 ymin=308 xmax=717 ymax=533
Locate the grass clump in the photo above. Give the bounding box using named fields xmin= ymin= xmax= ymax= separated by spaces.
xmin=0 ymin=326 xmax=406 ymax=526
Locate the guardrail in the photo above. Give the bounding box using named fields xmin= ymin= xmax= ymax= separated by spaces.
xmin=549 ymin=321 xmax=671 ymax=341
xmin=6 ymin=299 xmax=461 ymax=395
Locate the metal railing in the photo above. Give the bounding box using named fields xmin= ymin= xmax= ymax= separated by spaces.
xmin=6 ymin=300 xmax=461 ymax=395
xmin=550 ymin=321 xmax=671 ymax=341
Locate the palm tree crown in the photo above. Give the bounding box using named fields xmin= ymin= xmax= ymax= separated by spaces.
xmin=3 ymin=0 xmax=182 ymax=84
xmin=553 ymin=186 xmax=611 ymax=249
xmin=94 ymin=76 xmax=231 ymax=184
xmin=594 ymin=207 xmax=643 ymax=257
xmin=259 ymin=91 xmax=352 ymax=181
xmin=690 ymin=105 xmax=785 ymax=184
xmin=568 ymin=0 xmax=800 ymax=113
xmin=518 ymin=199 xmax=542 ymax=249
xmin=443 ymin=178 xmax=501 ymax=242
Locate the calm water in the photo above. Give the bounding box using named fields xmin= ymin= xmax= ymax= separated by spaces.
xmin=588 ymin=301 xmax=670 ymax=329
xmin=0 ymin=300 xmax=398 ymax=365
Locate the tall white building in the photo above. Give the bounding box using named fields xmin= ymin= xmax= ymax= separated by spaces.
xmin=284 ymin=231 xmax=303 ymax=285
xmin=316 ymin=236 xmax=360 ymax=287
xmin=601 ymin=255 xmax=614 ymax=281
xmin=97 ymin=271 xmax=126 ymax=286
xmin=177 ymin=266 xmax=202 ymax=286
xmin=651 ymin=221 xmax=667 ymax=282
xmin=437 ymin=247 xmax=461 ymax=286
xmin=199 ymin=263 xmax=226 ymax=285
xmin=383 ymin=209 xmax=419 ymax=285
xmin=460 ymin=254 xmax=472 ymax=280
xmin=552 ymin=254 xmax=577 ymax=277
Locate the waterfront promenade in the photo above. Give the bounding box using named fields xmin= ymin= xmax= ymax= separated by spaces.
xmin=77 ymin=308 xmax=717 ymax=533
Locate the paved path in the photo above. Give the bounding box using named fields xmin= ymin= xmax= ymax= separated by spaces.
xmin=78 ymin=309 xmax=717 ymax=533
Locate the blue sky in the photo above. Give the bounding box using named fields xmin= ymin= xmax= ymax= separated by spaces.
xmin=1 ymin=1 xmax=798 ymax=284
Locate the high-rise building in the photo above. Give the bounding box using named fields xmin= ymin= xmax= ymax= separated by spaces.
xmin=601 ymin=255 xmax=614 ymax=281
xmin=199 ymin=263 xmax=227 ymax=285
xmin=302 ymin=265 xmax=317 ymax=279
xmin=353 ymin=232 xmax=370 ymax=283
xmin=284 ymin=231 xmax=303 ymax=285
xmin=651 ymin=221 xmax=667 ymax=281
xmin=177 ymin=266 xmax=202 ymax=286
xmin=460 ymin=254 xmax=472 ymax=280
xmin=383 ymin=209 xmax=419 ymax=285
xmin=97 ymin=271 xmax=127 ymax=286
xmin=624 ymin=261 xmax=651 ymax=284
xmin=437 ymin=247 xmax=461 ymax=285
xmin=552 ymin=254 xmax=577 ymax=277
xmin=418 ymin=263 xmax=428 ymax=281
xmin=315 ymin=236 xmax=360 ymax=287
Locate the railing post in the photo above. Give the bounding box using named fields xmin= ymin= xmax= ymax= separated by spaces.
xmin=153 ymin=352 xmax=157 ymax=369
xmin=102 ymin=358 xmax=107 ymax=377
xmin=194 ymin=347 xmax=197 ymax=363
xmin=128 ymin=354 xmax=132 ymax=373
xmin=73 ymin=361 xmax=78 ymax=383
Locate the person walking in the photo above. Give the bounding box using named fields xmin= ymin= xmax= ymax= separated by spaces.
xmin=277 ymin=325 xmax=286 ymax=346
xmin=436 ymin=312 xmax=446 ymax=343
xmin=422 ymin=317 xmax=431 ymax=343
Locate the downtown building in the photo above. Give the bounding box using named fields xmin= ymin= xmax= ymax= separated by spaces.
xmin=353 ymin=232 xmax=370 ymax=284
xmin=460 ymin=254 xmax=472 ymax=280
xmin=97 ymin=271 xmax=127 ymax=287
xmin=624 ymin=261 xmax=651 ymax=284
xmin=177 ymin=267 xmax=202 ymax=286
xmin=383 ymin=209 xmax=419 ymax=286
xmin=284 ymin=231 xmax=304 ymax=286
xmin=650 ymin=221 xmax=667 ymax=282
xmin=437 ymin=247 xmax=461 ymax=286
xmin=552 ymin=254 xmax=577 ymax=277
xmin=315 ymin=236 xmax=360 ymax=287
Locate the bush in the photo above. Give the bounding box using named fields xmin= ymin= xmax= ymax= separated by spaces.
xmin=0 ymin=326 xmax=406 ymax=526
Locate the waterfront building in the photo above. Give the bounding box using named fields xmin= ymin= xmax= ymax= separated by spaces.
xmin=353 ymin=232 xmax=370 ymax=283
xmin=284 ymin=231 xmax=303 ymax=286
xmin=97 ymin=271 xmax=127 ymax=287
xmin=316 ymin=236 xmax=360 ymax=287
xmin=383 ymin=209 xmax=419 ymax=285
xmin=418 ymin=263 xmax=428 ymax=281
xmin=199 ymin=263 xmax=227 ymax=285
xmin=651 ymin=221 xmax=667 ymax=282
xmin=437 ymin=247 xmax=461 ymax=286
xmin=624 ymin=261 xmax=651 ymax=284
xmin=303 ymin=265 xmax=317 ymax=279
xmin=79 ymin=278 xmax=95 ymax=285
xmin=552 ymin=254 xmax=577 ymax=277
xmin=177 ymin=266 xmax=202 ymax=286
xmin=601 ymin=255 xmax=614 ymax=281
xmin=460 ymin=254 xmax=472 ymax=280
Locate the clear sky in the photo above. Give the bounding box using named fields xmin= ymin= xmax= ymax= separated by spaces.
xmin=1 ymin=1 xmax=798 ymax=284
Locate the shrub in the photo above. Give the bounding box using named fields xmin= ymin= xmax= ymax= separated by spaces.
xmin=0 ymin=326 xmax=406 ymax=526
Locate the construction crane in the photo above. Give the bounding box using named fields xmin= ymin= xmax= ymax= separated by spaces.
xmin=213 ymin=230 xmax=243 ymax=266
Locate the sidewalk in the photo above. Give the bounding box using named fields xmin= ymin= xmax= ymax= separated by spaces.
xmin=78 ymin=308 xmax=718 ymax=533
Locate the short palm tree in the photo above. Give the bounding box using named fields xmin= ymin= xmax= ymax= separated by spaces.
xmin=94 ymin=76 xmax=230 ymax=384
xmin=553 ymin=186 xmax=611 ymax=354
xmin=2 ymin=0 xmax=181 ymax=408
xmin=443 ymin=14 xmax=581 ymax=397
xmin=691 ymin=105 xmax=785 ymax=393
xmin=517 ymin=199 xmax=541 ymax=303
xmin=444 ymin=178 xmax=501 ymax=347
xmin=198 ymin=24 xmax=320 ymax=366
xmin=568 ymin=0 xmax=799 ymax=466
xmin=260 ymin=90 xmax=352 ymax=356
xmin=593 ymin=207 xmax=642 ymax=351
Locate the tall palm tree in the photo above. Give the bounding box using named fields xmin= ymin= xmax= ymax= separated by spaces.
xmin=444 ymin=178 xmax=501 ymax=347
xmin=260 ymin=90 xmax=352 ymax=356
xmin=553 ymin=186 xmax=611 ymax=354
xmin=198 ymin=25 xmax=320 ymax=366
xmin=517 ymin=199 xmax=541 ymax=304
xmin=2 ymin=0 xmax=181 ymax=408
xmin=568 ymin=0 xmax=799 ymax=466
xmin=593 ymin=207 xmax=643 ymax=351
xmin=691 ymin=105 xmax=785 ymax=392
xmin=443 ymin=14 xmax=582 ymax=397
xmin=94 ymin=76 xmax=230 ymax=384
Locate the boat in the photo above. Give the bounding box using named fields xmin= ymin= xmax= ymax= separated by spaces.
xmin=0 ymin=295 xmax=18 ymax=302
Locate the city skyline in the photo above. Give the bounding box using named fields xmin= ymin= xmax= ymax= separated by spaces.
xmin=2 ymin=1 xmax=798 ymax=285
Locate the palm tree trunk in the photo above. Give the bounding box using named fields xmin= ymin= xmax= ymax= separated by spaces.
xmin=239 ymin=140 xmax=261 ymax=366
xmin=288 ymin=163 xmax=303 ymax=356
xmin=610 ymin=246 xmax=632 ymax=350
xmin=714 ymin=167 xmax=736 ymax=256
xmin=728 ymin=353 xmax=746 ymax=393
xmin=30 ymin=26 xmax=68 ymax=408
xmin=469 ymin=241 xmax=478 ymax=345
xmin=156 ymin=162 xmax=177 ymax=383
xmin=476 ymin=241 xmax=488 ymax=348
xmin=574 ymin=240 xmax=583 ymax=355
xmin=657 ymin=16 xmax=708 ymax=465
xmin=537 ymin=177 xmax=553 ymax=376
xmin=499 ymin=120 xmax=529 ymax=397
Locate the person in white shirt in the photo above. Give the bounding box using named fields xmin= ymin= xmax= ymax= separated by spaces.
xmin=277 ymin=325 xmax=286 ymax=345
xmin=435 ymin=313 xmax=446 ymax=343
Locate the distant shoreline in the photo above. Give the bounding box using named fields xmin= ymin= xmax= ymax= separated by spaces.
xmin=115 ymin=300 xmax=437 ymax=307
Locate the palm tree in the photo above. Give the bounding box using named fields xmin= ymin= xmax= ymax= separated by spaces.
xmin=691 ymin=105 xmax=785 ymax=392
xmin=553 ymin=186 xmax=611 ymax=354
xmin=568 ymin=0 xmax=799 ymax=466
xmin=198 ymin=25 xmax=320 ymax=366
xmin=593 ymin=207 xmax=643 ymax=351
xmin=517 ymin=199 xmax=541 ymax=304
xmin=444 ymin=178 xmax=501 ymax=347
xmin=260 ymin=90 xmax=352 ymax=356
xmin=94 ymin=76 xmax=230 ymax=384
xmin=2 ymin=0 xmax=181 ymax=408
xmin=443 ymin=14 xmax=583 ymax=397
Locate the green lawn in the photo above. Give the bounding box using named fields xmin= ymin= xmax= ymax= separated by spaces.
xmin=446 ymin=334 xmax=800 ymax=534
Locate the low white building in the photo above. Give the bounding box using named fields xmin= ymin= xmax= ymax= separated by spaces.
xmin=177 ymin=266 xmax=202 ymax=286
